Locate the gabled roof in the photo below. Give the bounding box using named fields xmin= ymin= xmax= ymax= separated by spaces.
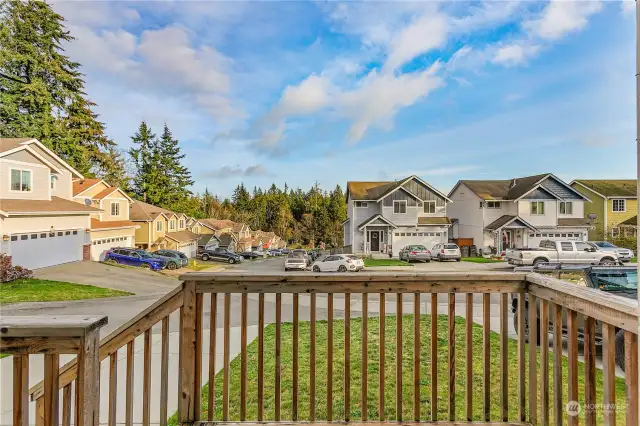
xmin=571 ymin=180 xmax=637 ymax=198
xmin=0 ymin=197 xmax=102 ymax=216
xmin=620 ymin=215 xmax=637 ymax=226
xmin=557 ymin=218 xmax=592 ymax=228
xmin=199 ymin=218 xmax=236 ymax=230
xmin=165 ymin=230 xmax=199 ymax=243
xmin=484 ymin=215 xmax=537 ymax=232
xmin=129 ymin=200 xmax=173 ymax=222
xmin=94 ymin=187 xmax=134 ymax=202
xmin=0 ymin=138 xmax=83 ymax=178
xmin=73 ymin=178 xmax=106 ymax=196
xmin=357 ymin=214 xmax=397 ymax=230
xmin=90 ymin=218 xmax=138 ymax=230
xmin=216 ymin=232 xmax=237 ymax=246
xmin=417 ymin=217 xmax=452 ymax=226
xmin=347 ymin=175 xmax=451 ymax=202
xmin=198 ymin=234 xmax=221 ymax=246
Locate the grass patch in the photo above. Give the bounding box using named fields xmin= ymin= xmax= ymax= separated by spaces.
xmin=0 ymin=278 xmax=132 ymax=303
xmin=630 ymin=257 xmax=637 ymax=263
xmin=186 ymin=262 xmax=218 ymax=271
xmin=171 ymin=315 xmax=626 ymax=425
xmin=461 ymin=257 xmax=505 ymax=263
xmin=0 ymin=354 xmax=9 ymax=359
xmin=364 ymin=258 xmax=410 ymax=267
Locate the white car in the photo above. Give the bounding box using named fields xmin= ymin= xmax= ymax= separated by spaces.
xmin=312 ymin=254 xmax=364 ymax=272
xmin=284 ymin=254 xmax=307 ymax=271
xmin=430 ymin=243 xmax=462 ymax=261
xmin=588 ymin=241 xmax=634 ymax=262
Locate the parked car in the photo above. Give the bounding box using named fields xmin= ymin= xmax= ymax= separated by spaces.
xmin=284 ymin=253 xmax=307 ymax=271
xmin=290 ymin=249 xmax=309 ymax=265
xmin=511 ymin=265 xmax=637 ymax=371
xmin=239 ymin=251 xmax=261 ymax=259
xmin=105 ymin=248 xmax=166 ymax=271
xmin=311 ymin=254 xmax=364 ymax=272
xmin=430 ymin=243 xmax=461 ymax=262
xmin=399 ymin=245 xmax=431 ymax=263
xmin=588 ymin=241 xmax=634 ymax=262
xmin=150 ymin=249 xmax=188 ymax=270
xmin=281 ymin=248 xmax=291 ymax=254
xmin=268 ymin=249 xmax=282 ymax=256
xmin=197 ymin=247 xmax=243 ymax=264
xmin=506 ymin=240 xmax=619 ymax=266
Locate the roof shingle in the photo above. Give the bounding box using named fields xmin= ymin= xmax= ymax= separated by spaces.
xmin=573 ymin=180 xmax=637 ymax=197
xmin=129 ymin=200 xmax=174 ymax=221
xmin=90 ymin=218 xmax=137 ymax=230
xmin=0 ymin=197 xmax=102 ymax=215
xmin=72 ymin=178 xmax=104 ymax=196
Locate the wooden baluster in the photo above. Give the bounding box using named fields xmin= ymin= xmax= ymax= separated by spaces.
xmin=76 ymin=326 xmax=100 ymax=426
xmin=13 ymin=355 xmax=28 ymax=426
xmin=529 ymin=294 xmax=538 ymax=425
xmin=194 ymin=294 xmax=203 ymax=422
xmin=275 ymin=292 xmax=282 ymax=421
xmin=108 ymin=352 xmax=117 ymax=426
xmin=625 ymin=331 xmax=639 ymax=426
xmin=484 ymin=293 xmax=491 ymax=422
xmin=518 ymin=291 xmax=526 ymax=422
xmin=208 ymin=294 xmax=217 ymax=422
xmin=466 ymin=293 xmax=473 ymax=422
xmin=62 ymin=383 xmax=72 ymax=426
xmin=161 ymin=316 xmax=170 ymax=426
xmin=344 ymin=293 xmax=351 ymax=420
xmin=36 ymin=396 xmax=44 ymax=426
xmin=240 ymin=293 xmax=248 ymax=421
xmin=430 ymin=293 xmax=438 ymax=421
xmin=178 ymin=306 xmax=183 ymax=422
xmin=143 ymin=329 xmax=152 ymax=426
xmin=179 ymin=281 xmax=197 ymax=423
xmin=540 ymin=299 xmax=550 ymax=426
xmin=126 ymin=341 xmax=134 ymax=426
xmin=327 ymin=293 xmax=334 ymax=421
xmin=258 ymin=293 xmax=264 ymax=421
xmin=310 ymin=293 xmax=316 ymax=421
xmin=553 ymin=303 xmax=563 ymax=426
xmin=379 ymin=293 xmax=385 ymax=420
xmin=292 ymin=293 xmax=299 ymax=421
xmin=223 ymin=293 xmax=231 ymax=421
xmin=583 ymin=316 xmax=596 ymax=426
xmin=362 ymin=293 xmax=368 ymax=421
xmin=567 ymin=310 xmax=578 ymax=426
xmin=602 ymin=324 xmax=616 ymax=426
xmin=44 ymin=354 xmax=59 ymax=426
xmin=449 ymin=293 xmax=455 ymax=422
xmin=414 ymin=293 xmax=420 ymax=421
xmin=396 ymin=293 xmax=403 ymax=421
xmin=500 ymin=293 xmax=509 ymax=422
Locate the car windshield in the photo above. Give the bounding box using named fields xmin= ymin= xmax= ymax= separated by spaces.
xmin=444 ymin=244 xmax=458 ymax=249
xmin=346 ymin=255 xmax=360 ymax=260
xmin=589 ymin=269 xmax=638 ymax=291
xmin=413 ymin=245 xmax=427 ymax=250
xmin=135 ymin=250 xmax=152 ymax=258
xmin=596 ymin=242 xmax=616 ymax=248
xmin=178 ymin=253 xmax=187 ymax=259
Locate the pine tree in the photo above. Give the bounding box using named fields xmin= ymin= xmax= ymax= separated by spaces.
xmin=129 ymin=122 xmax=164 ymax=204
xmin=94 ymin=146 xmax=131 ymax=191
xmin=156 ymin=124 xmax=193 ymax=207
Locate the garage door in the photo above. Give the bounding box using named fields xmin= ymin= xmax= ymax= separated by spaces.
xmin=179 ymin=241 xmax=197 ymax=258
xmin=528 ymin=231 xmax=583 ymax=249
xmin=8 ymin=230 xmax=84 ymax=269
xmin=91 ymin=236 xmax=133 ymax=261
xmin=392 ymin=231 xmax=444 ymax=257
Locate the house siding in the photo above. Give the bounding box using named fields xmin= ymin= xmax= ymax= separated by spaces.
xmin=518 ymin=200 xmax=558 ymax=227
xmin=401 ymin=180 xmax=446 ymax=205
xmin=444 ymin=183 xmax=485 ymax=246
xmin=382 ymin=189 xmax=418 ymax=207
xmin=570 ymin=184 xmax=605 ymax=239
xmin=608 ymin=198 xmax=637 ymax=232
xmin=1 ymin=153 xmax=51 ymax=200
xmin=541 ymin=178 xmax=583 ymax=200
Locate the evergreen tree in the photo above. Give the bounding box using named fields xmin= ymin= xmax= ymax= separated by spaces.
xmin=232 ymin=183 xmax=251 ymax=211
xmin=157 ymin=124 xmax=193 ymax=207
xmin=129 ymin=122 xmax=164 ymax=204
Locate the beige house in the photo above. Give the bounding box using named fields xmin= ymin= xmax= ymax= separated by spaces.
xmin=0 ymin=138 xmax=102 ymax=268
xmin=129 ymin=201 xmax=199 ymax=257
xmin=72 ymin=178 xmax=138 ymax=261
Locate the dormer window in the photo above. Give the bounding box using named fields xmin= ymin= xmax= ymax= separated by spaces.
xmin=355 ymin=201 xmax=368 ymax=208
xmin=10 ymin=169 xmax=31 ymax=192
xmin=170 ymin=220 xmax=176 ymax=230
xmin=157 ymin=220 xmax=163 ymax=232
xmin=50 ymin=174 xmax=56 ymax=190
xmin=110 ymin=202 xmax=120 ymax=216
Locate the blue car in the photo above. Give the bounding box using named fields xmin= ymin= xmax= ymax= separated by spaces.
xmin=104 ymin=248 xmax=166 ymax=271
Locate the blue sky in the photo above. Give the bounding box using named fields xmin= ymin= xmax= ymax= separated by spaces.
xmin=51 ymin=0 xmax=636 ymax=197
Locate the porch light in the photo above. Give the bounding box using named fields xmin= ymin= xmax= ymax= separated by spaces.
xmin=2 ymin=235 xmax=9 ymax=241
xmin=85 ymin=228 xmax=91 ymax=233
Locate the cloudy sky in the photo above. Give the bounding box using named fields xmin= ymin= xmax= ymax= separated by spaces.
xmin=52 ymin=0 xmax=636 ymax=197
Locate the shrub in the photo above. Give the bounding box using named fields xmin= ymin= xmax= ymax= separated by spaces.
xmin=0 ymin=254 xmax=33 ymax=283
xmin=611 ymin=236 xmax=637 ymax=252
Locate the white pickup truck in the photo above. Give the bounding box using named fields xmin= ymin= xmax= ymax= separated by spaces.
xmin=506 ymin=240 xmax=619 ymax=266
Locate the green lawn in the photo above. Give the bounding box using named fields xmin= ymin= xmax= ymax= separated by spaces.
xmin=364 ymin=258 xmax=410 ymax=267
xmin=172 ymin=315 xmax=626 ymax=425
xmin=630 ymin=257 xmax=637 ymax=263
xmin=0 ymin=278 xmax=132 ymax=303
xmin=461 ymin=257 xmax=505 ymax=263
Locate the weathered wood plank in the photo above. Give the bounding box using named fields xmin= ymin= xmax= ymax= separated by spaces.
xmin=310 ymin=293 xmax=316 ymax=421
xmin=76 ymin=329 xmax=100 ymax=426
xmin=179 ymin=281 xmax=197 ymax=424
xmin=0 ymin=315 xmax=107 ymax=337
xmin=143 ymin=329 xmax=151 ymax=426
xmin=108 ymin=352 xmax=117 ymax=426
xmin=241 ymin=293 xmax=248 ymax=421
xmin=484 ymin=293 xmax=491 ymax=422
xmin=125 ymin=341 xmax=134 ymax=426
xmin=194 ymin=421 xmax=534 ymax=426
xmin=379 ymin=293 xmax=385 ymax=421
xmin=44 ymin=353 xmax=59 ymax=426
xmin=625 ymin=331 xmax=638 ymax=426
xmin=540 ymin=299 xmax=550 ymax=426
xmin=223 ymin=293 xmax=231 ymax=421
xmin=1 ymin=336 xmax=81 ymax=354
xmin=13 ymin=355 xmax=28 ymax=426
xmin=413 ymin=293 xmax=420 ymax=422
xmin=327 ymin=293 xmax=334 ymax=421
xmin=362 ymin=293 xmax=368 ymax=422
xmin=396 ymin=293 xmax=403 ymax=421
xmin=528 ymin=294 xmax=537 ymax=425
xmin=517 ymin=291 xmax=525 ymax=423
xmin=292 ymin=293 xmax=299 ymax=421
xmin=345 ymin=293 xmax=351 ymax=421
xmin=275 ymin=292 xmax=282 ymax=421
xmin=583 ymin=316 xmax=596 ymax=426
xmin=194 ymin=293 xmax=203 ymax=422
xmin=161 ymin=316 xmax=169 ymax=426
xmin=62 ymin=383 xmax=71 ymax=426
xmin=602 ymin=324 xmax=616 ymax=426
xmin=466 ymin=293 xmax=473 ymax=422
xmin=208 ymin=293 xmax=217 ymax=422
xmin=430 ymin=293 xmax=437 ymax=422
xmin=567 ymin=310 xmax=578 ymax=426
xmin=258 ymin=293 xmax=264 ymax=421
xmin=449 ymin=293 xmax=455 ymax=422
xmin=553 ymin=303 xmax=563 ymax=426
xmin=500 ymin=293 xmax=508 ymax=423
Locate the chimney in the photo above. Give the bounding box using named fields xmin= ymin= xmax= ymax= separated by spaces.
xmin=510 ymin=178 xmax=518 ymax=189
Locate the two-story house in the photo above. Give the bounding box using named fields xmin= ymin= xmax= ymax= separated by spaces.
xmin=344 ymin=175 xmax=452 ymax=258
xmin=570 ymin=179 xmax=637 ymax=239
xmin=129 ymin=201 xmax=199 ymax=257
xmin=72 ymin=178 xmax=138 ymax=261
xmin=448 ymin=173 xmax=591 ymax=253
xmin=0 ymin=138 xmax=102 ymax=268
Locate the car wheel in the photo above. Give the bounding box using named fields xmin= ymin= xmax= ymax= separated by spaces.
xmin=533 ymin=258 xmax=547 ymax=267
xmin=167 ymin=262 xmax=177 ymax=270
xmin=338 ymin=265 xmax=347 ymax=272
xmin=202 ymin=254 xmax=210 ymax=261
xmin=438 ymin=255 xmax=443 ymax=262
xmin=599 ymin=257 xmax=616 ymax=266
xmin=141 ymin=263 xmax=151 ymax=269
xmin=513 ymin=305 xmax=541 ymax=345
xmin=456 ymin=258 xmax=461 ymax=262
xmin=106 ymin=258 xmax=119 ymax=265
xmin=313 ymin=265 xmax=321 ymax=272
xmin=285 ymin=268 xmax=289 ymax=272
xmin=615 ymin=329 xmax=626 ymax=372
xmin=228 ymin=258 xmax=235 ymax=264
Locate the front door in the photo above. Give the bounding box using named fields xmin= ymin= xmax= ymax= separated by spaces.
xmin=371 ymin=231 xmax=380 ymax=252
xmin=502 ymin=230 xmax=513 ymax=249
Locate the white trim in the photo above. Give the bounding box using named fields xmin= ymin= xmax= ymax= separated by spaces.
xmin=514 ymin=174 xmax=591 ymax=202
xmin=5 ymin=210 xmax=95 ymax=216
xmin=376 ymin=175 xmax=452 ymax=203
xmin=423 ymin=200 xmax=436 ymax=214
xmin=0 ymin=158 xmax=49 ymax=169
xmin=110 ymin=201 xmax=121 ymax=216
xmin=393 ymin=200 xmax=407 ymax=214
xmin=22 ymin=139 xmax=84 ymax=178
xmin=530 ymin=201 xmax=545 ymax=215
xmin=73 ymin=179 xmax=109 ymax=197
xmin=406 ymin=175 xmax=453 ymax=202
xmin=50 ymin=173 xmax=57 ymax=191
xmin=0 ymin=144 xmax=65 ymax=175
xmin=558 ymin=201 xmax=573 ymax=215
xmin=9 ymin=167 xmax=33 ymax=193
xmin=611 ymin=199 xmax=627 ymax=212
xmin=357 ymin=214 xmax=397 ymax=230
xmin=569 ymin=180 xmax=607 ymax=200
xmin=354 ymin=201 xmax=369 ymax=208
xmin=90 ymin=225 xmax=139 ymax=232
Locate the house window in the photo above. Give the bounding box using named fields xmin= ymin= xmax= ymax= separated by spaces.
xmin=50 ymin=174 xmax=56 ymax=190
xmin=72 ymin=230 xmax=77 ymax=235
xmin=395 ymin=233 xmax=399 ymax=236
xmin=612 ymin=227 xmax=619 ymax=237
xmin=157 ymin=221 xmax=163 ymax=232
xmin=170 ymin=220 xmax=176 ymax=230
xmin=57 ymin=232 xmax=63 ymax=236
xmin=558 ymin=201 xmax=573 ymax=215
xmin=612 ymin=199 xmax=626 ymax=212
xmin=10 ymin=169 xmax=31 ymax=192
xmin=355 ymin=201 xmax=368 ymax=208
xmin=487 ymin=201 xmax=501 ymax=209
xmin=40 ymin=233 xmax=46 ymax=238
xmin=10 ymin=236 xmax=17 ymax=241
xmin=393 ymin=200 xmax=407 ymax=214
xmin=65 ymin=231 xmax=70 ymax=235
xmin=479 ymin=201 xmax=483 ymax=209
xmin=180 ymin=220 xmax=185 ymax=228
xmin=423 ymin=201 xmax=436 ymax=214
xmin=111 ymin=202 xmax=120 ymax=216
xmin=31 ymin=234 xmax=37 ymax=239
xmin=530 ymin=201 xmax=545 ymax=215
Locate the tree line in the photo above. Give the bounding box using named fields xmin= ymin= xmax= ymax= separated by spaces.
xmin=0 ymin=0 xmax=347 ymax=247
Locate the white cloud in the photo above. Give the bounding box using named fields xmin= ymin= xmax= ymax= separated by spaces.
xmin=65 ymin=26 xmax=137 ymax=73
xmin=621 ymin=1 xmax=636 ymax=16
xmin=525 ymin=0 xmax=603 ymax=40
xmin=276 ymin=75 xmax=333 ymax=116
xmin=492 ymin=43 xmax=541 ymax=66
xmin=51 ymin=1 xmax=139 ymax=28
xmin=392 ymin=165 xmax=478 ymax=178
xmin=202 ymin=164 xmax=271 ymax=179
xmin=450 ymin=1 xmax=523 ymax=33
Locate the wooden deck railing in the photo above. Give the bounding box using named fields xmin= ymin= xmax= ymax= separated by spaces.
xmin=2 ymin=272 xmax=638 ymax=426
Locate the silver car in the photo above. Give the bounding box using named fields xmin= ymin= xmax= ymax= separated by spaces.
xmin=399 ymin=245 xmax=431 ymax=262
xmin=430 ymin=243 xmax=462 ymax=262
xmin=588 ymin=241 xmax=634 ymax=262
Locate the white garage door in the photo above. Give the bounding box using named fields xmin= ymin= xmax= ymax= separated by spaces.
xmin=91 ymin=236 xmax=133 ymax=261
xmin=8 ymin=230 xmax=84 ymax=269
xmin=179 ymin=241 xmax=197 ymax=258
xmin=392 ymin=231 xmax=444 ymax=257
xmin=527 ymin=231 xmax=583 ymax=249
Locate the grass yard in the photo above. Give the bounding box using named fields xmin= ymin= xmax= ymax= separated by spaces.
xmin=461 ymin=257 xmax=505 ymax=263
xmin=0 ymin=278 xmax=132 ymax=303
xmin=364 ymin=258 xmax=410 ymax=267
xmin=631 ymin=257 xmax=637 ymax=263
xmin=171 ymin=315 xmax=626 ymax=425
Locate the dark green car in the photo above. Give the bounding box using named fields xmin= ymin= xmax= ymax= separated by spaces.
xmin=150 ymin=249 xmax=188 ymax=270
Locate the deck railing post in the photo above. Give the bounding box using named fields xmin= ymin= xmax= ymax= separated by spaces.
xmin=179 ymin=280 xmax=197 ymax=423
